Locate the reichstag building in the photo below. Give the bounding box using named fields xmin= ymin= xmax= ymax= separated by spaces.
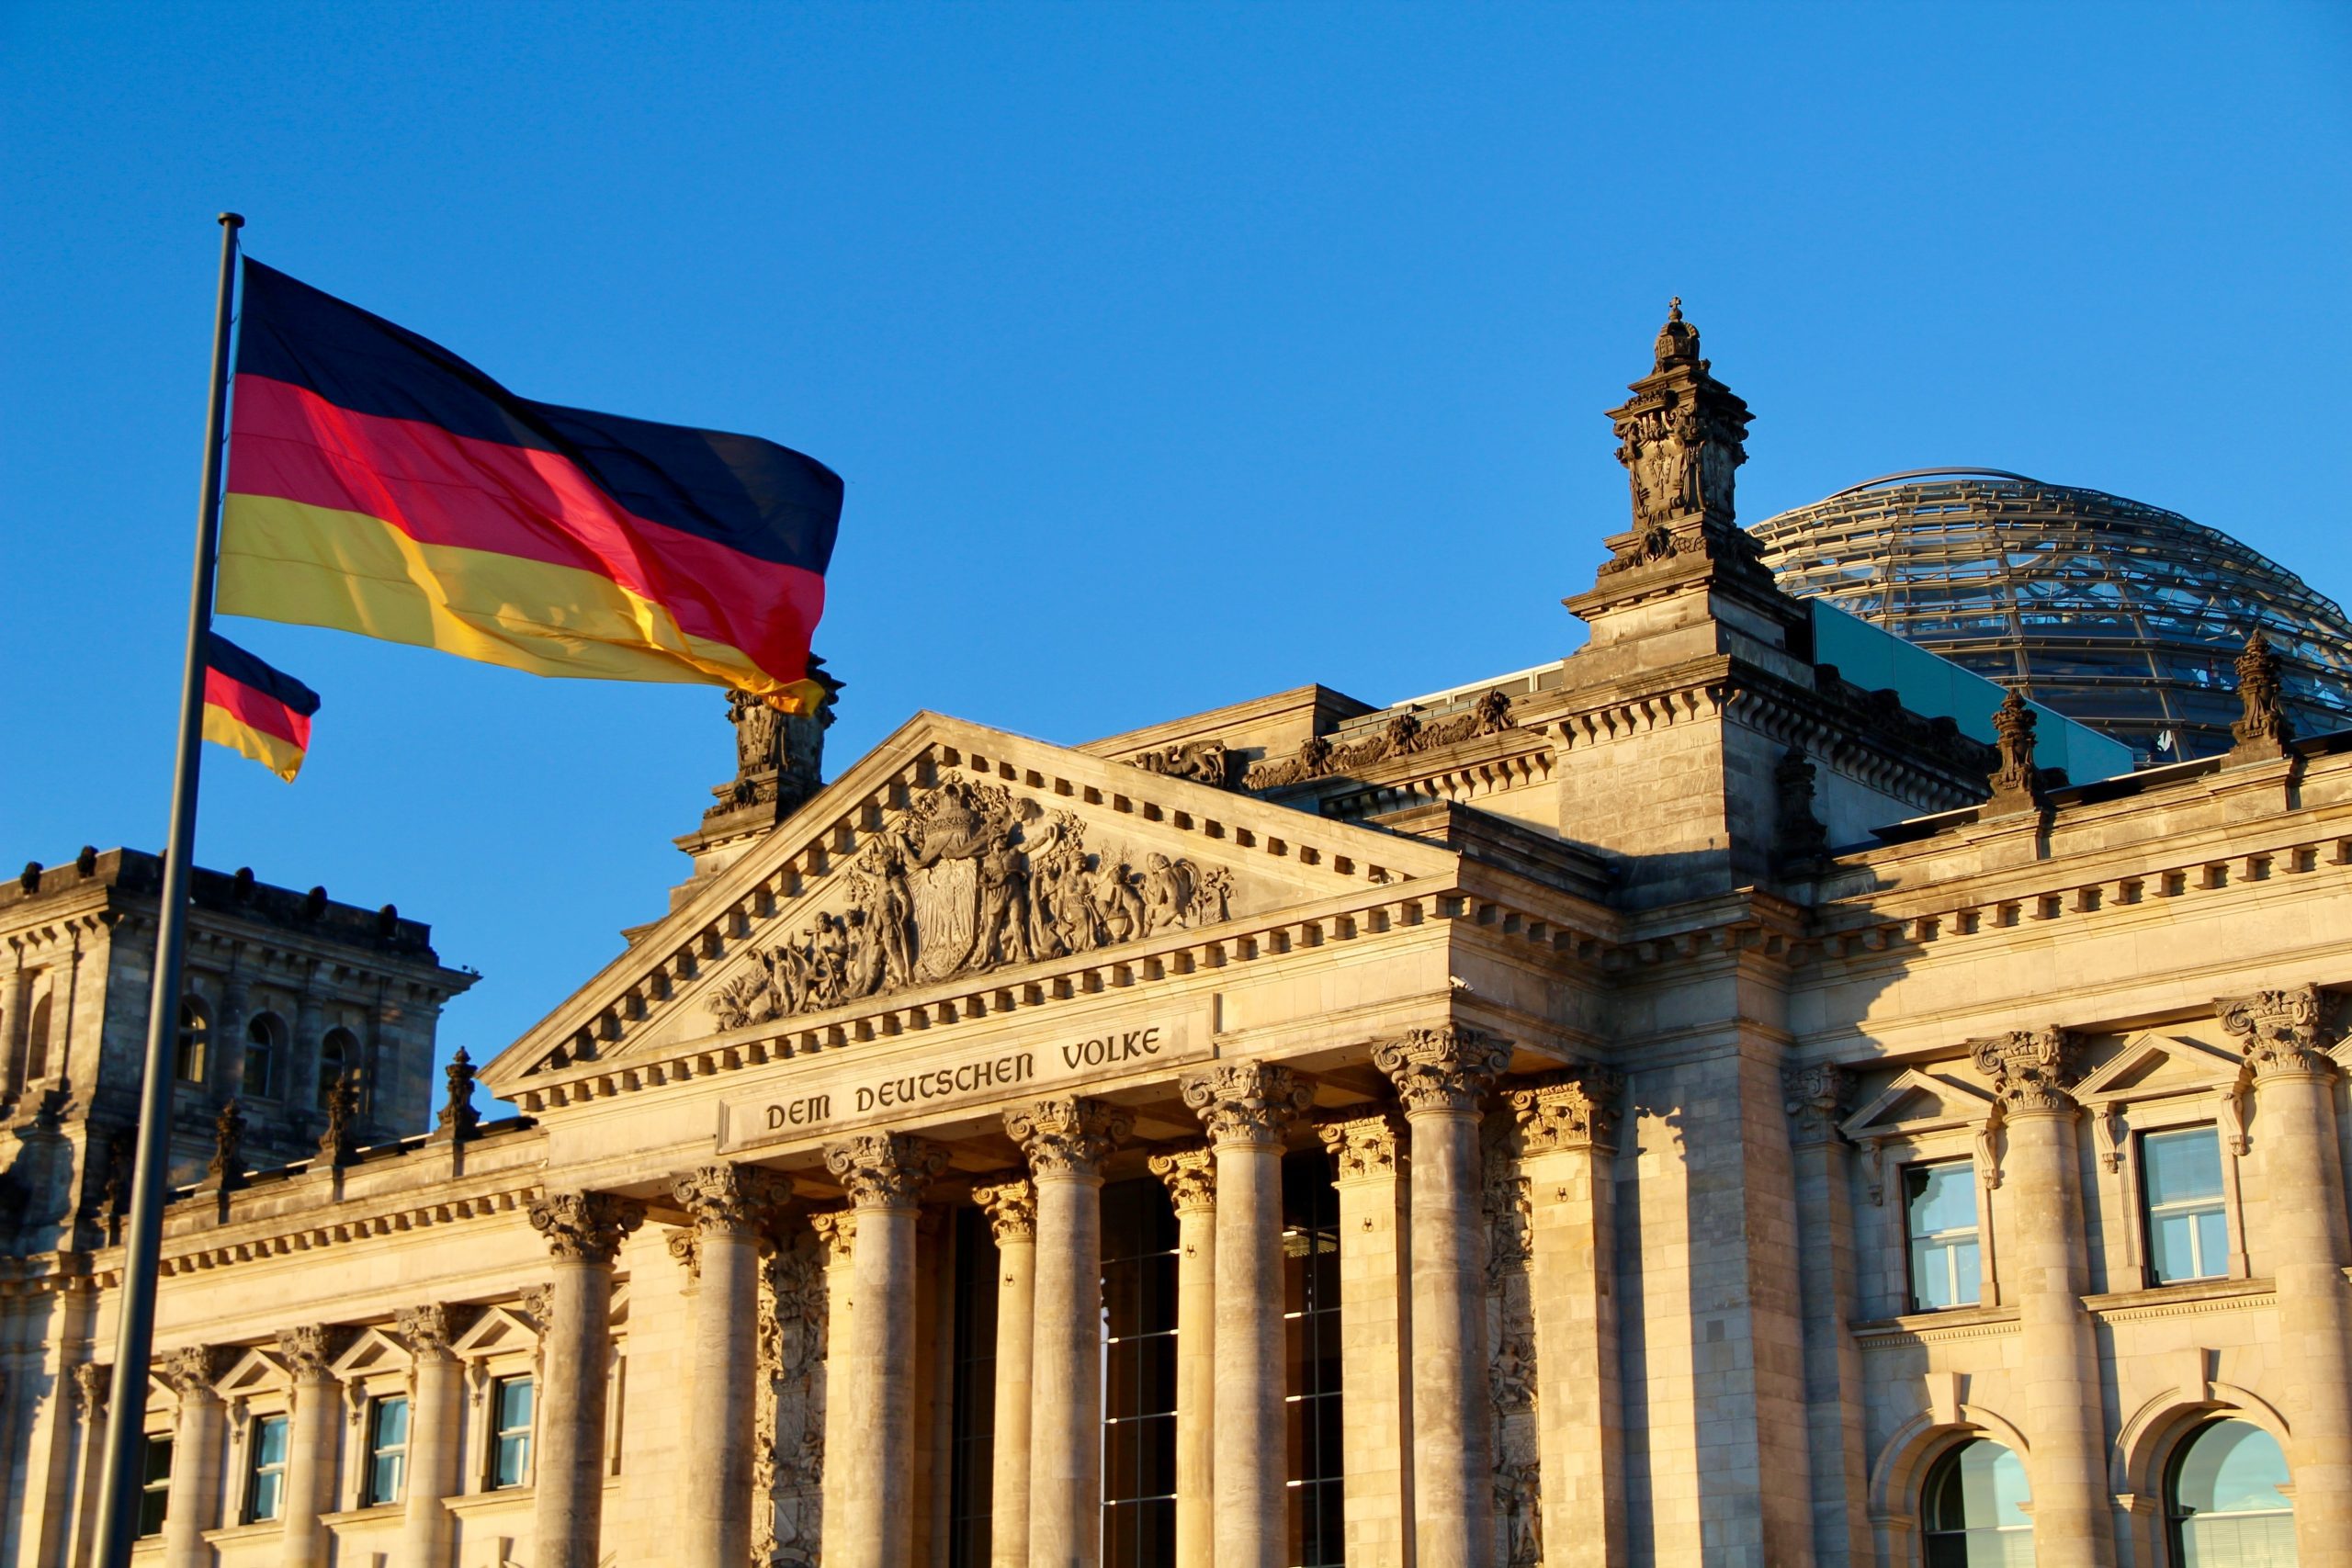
xmin=6 ymin=305 xmax=2349 ymax=1568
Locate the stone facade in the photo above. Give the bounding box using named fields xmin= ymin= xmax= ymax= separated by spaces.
xmin=5 ymin=309 xmax=2350 ymax=1568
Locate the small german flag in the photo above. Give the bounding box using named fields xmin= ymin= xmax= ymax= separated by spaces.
xmin=202 ymin=632 xmax=320 ymax=782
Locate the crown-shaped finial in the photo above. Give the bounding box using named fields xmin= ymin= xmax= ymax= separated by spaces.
xmin=1654 ymin=297 xmax=1701 ymax=371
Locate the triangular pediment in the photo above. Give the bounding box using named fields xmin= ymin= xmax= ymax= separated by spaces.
xmin=2074 ymin=1033 xmax=2245 ymax=1106
xmin=329 ymin=1326 xmax=411 ymax=1380
xmin=485 ymin=712 xmax=1461 ymax=1090
xmin=215 ymin=1346 xmax=288 ymax=1397
xmin=1841 ymin=1067 xmax=1996 ymax=1140
xmin=450 ymin=1305 xmax=539 ymax=1359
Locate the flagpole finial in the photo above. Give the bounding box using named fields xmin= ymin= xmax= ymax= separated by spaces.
xmin=219 ymin=212 xmax=244 ymax=230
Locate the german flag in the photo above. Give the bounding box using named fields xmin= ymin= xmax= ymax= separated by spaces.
xmin=203 ymin=633 xmax=320 ymax=782
xmin=218 ymin=260 xmax=842 ymax=712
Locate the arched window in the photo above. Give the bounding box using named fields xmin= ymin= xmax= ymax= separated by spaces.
xmin=174 ymin=998 xmax=209 ymax=1084
xmin=242 ymin=1012 xmax=286 ymax=1100
xmin=2168 ymin=1418 xmax=2294 ymax=1565
xmin=24 ymin=994 xmax=52 ymax=1081
xmin=317 ymin=1027 xmax=357 ymax=1111
xmin=1922 ymin=1438 xmax=2033 ymax=1567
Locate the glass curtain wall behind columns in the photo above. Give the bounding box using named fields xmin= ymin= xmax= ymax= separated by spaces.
xmin=1102 ymin=1177 xmax=1181 ymax=1568
xmin=948 ymin=1205 xmax=1001 ymax=1568
xmin=1282 ymin=1151 xmax=1342 ymax=1568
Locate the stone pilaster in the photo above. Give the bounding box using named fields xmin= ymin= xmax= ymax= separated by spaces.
xmin=1781 ymin=1065 xmax=1872 ymax=1568
xmin=1508 ymin=1067 xmax=1627 ymax=1568
xmin=1182 ymin=1061 xmax=1313 ymax=1568
xmin=1316 ymin=1112 xmax=1412 ymax=1568
xmin=395 ymin=1303 xmax=474 ymax=1568
xmin=1149 ymin=1145 xmax=1218 ymax=1568
xmin=1972 ymin=1030 xmax=2114 ymax=1565
xmin=277 ymin=1324 xmax=352 ymax=1568
xmin=67 ymin=1361 xmax=112 ymax=1567
xmin=823 ymin=1133 xmax=948 ymax=1568
xmin=1006 ymin=1098 xmax=1130 ymax=1568
xmin=526 ymin=1190 xmax=646 ymax=1568
xmin=811 ymin=1204 xmax=858 ymax=1562
xmin=158 ymin=1345 xmax=231 ymax=1568
xmin=0 ymin=960 xmax=28 ymax=1101
xmin=2220 ymin=987 xmax=2352 ymax=1565
xmin=1373 ymin=1025 xmax=1510 ymax=1568
xmin=675 ymin=1162 xmax=794 ymax=1568
xmin=210 ymin=968 xmax=250 ymax=1102
xmin=975 ymin=1179 xmax=1038 ymax=1568
xmin=289 ymin=974 xmax=324 ymax=1122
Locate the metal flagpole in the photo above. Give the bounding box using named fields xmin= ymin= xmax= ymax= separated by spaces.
xmin=90 ymin=210 xmax=243 ymax=1568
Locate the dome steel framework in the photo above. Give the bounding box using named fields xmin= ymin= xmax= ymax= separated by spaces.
xmin=1750 ymin=469 xmax=2352 ymax=763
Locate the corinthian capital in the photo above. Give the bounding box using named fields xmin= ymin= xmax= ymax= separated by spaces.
xmin=1315 ymin=1112 xmax=1404 ymax=1182
xmin=1148 ymin=1145 xmax=1216 ymax=1211
xmin=972 ymin=1179 xmax=1036 ymax=1241
xmin=1970 ymin=1029 xmax=2078 ymax=1116
xmin=394 ymin=1303 xmax=475 ymax=1360
xmin=1182 ymin=1061 xmax=1313 ymax=1148
xmin=157 ymin=1345 xmax=231 ymax=1401
xmin=1004 ymin=1097 xmax=1132 ymax=1179
xmin=277 ymin=1325 xmax=355 ymax=1382
xmin=1373 ymin=1025 xmax=1512 ymax=1115
xmin=527 ymin=1190 xmax=648 ymax=1263
xmin=808 ymin=1207 xmax=858 ymax=1261
xmin=1507 ymin=1066 xmax=1624 ymax=1154
xmin=824 ymin=1133 xmax=949 ymax=1209
xmin=1781 ymin=1064 xmax=1850 ymax=1146
xmin=673 ymin=1162 xmax=794 ymax=1235
xmin=2218 ymin=985 xmax=2336 ymax=1080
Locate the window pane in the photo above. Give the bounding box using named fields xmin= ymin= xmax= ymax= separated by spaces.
xmin=2195 ymin=1210 xmax=2231 ymax=1278
xmin=2175 ymin=1421 xmax=2291 ymax=1516
xmin=2144 ymin=1128 xmax=2223 ymax=1207
xmin=251 ymin=1469 xmax=284 ymax=1521
xmin=375 ymin=1394 xmax=410 ymax=1450
xmin=141 ymin=1436 xmax=175 ymax=1487
xmin=493 ymin=1433 xmax=528 ymax=1488
xmin=254 ymin=1415 xmax=288 ymax=1467
xmin=370 ymin=1451 xmax=405 ymax=1506
xmin=1907 ymin=1162 xmax=1978 ymax=1236
xmin=1951 ymin=1239 xmax=1983 ymax=1307
xmin=498 ymin=1377 xmax=534 ymax=1429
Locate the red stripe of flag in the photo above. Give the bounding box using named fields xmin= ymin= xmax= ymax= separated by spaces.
xmin=204 ymin=665 xmax=312 ymax=751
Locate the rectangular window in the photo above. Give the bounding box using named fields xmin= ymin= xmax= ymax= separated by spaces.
xmin=490 ymin=1376 xmax=534 ymax=1489
xmin=138 ymin=1434 xmax=173 ymax=1537
xmin=365 ymin=1393 xmax=410 ymax=1506
xmin=2143 ymin=1125 xmax=2229 ymax=1284
xmin=946 ymin=1206 xmax=999 ymax=1568
xmin=1905 ymin=1160 xmax=1982 ymax=1311
xmin=1282 ymin=1150 xmax=1343 ymax=1568
xmin=1101 ymin=1177 xmax=1179 ymax=1568
xmin=245 ymin=1413 xmax=289 ymax=1523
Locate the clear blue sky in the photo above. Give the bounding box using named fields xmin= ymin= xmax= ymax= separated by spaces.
xmin=5 ymin=3 xmax=2347 ymax=1104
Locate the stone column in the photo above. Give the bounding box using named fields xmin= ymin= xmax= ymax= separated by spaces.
xmin=396 ymin=1304 xmax=472 ymax=1568
xmin=1181 ymin=1061 xmax=1312 ymax=1568
xmin=158 ymin=1346 xmax=231 ymax=1568
xmin=675 ymin=1163 xmax=794 ymax=1568
xmin=1 ymin=958 xmax=28 ymax=1101
xmin=1316 ymin=1113 xmax=1412 ymax=1568
xmin=1005 ymin=1097 xmax=1131 ymax=1568
xmin=1972 ymin=1030 xmax=2114 ymax=1565
xmin=1149 ymin=1145 xmax=1218 ymax=1568
xmin=974 ymin=1180 xmax=1039 ymax=1568
xmin=2221 ymin=987 xmax=2352 ymax=1564
xmin=1374 ymin=1025 xmax=1510 ymax=1568
xmin=277 ymin=1324 xmax=351 ymax=1567
xmin=811 ymin=1205 xmax=858 ymax=1562
xmin=1781 ymin=1066 xmax=1873 ymax=1568
xmin=290 ymin=972 xmax=325 ymax=1121
xmin=1508 ymin=1067 xmax=1628 ymax=1568
xmin=526 ymin=1190 xmax=646 ymax=1568
xmin=67 ymin=1362 xmax=113 ymax=1568
xmin=210 ymin=968 xmax=251 ymax=1102
xmin=823 ymin=1133 xmax=949 ymax=1568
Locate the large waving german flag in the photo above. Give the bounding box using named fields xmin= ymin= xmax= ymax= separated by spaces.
xmin=219 ymin=259 xmax=842 ymax=711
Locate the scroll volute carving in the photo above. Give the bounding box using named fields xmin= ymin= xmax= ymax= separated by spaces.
xmin=1182 ymin=1061 xmax=1313 ymax=1147
xmin=823 ymin=1133 xmax=949 ymax=1210
xmin=527 ymin=1191 xmax=648 ymax=1263
xmin=1374 ymin=1025 xmax=1512 ymax=1115
xmin=1970 ymin=1028 xmax=2078 ymax=1116
xmin=1004 ymin=1098 xmax=1132 ymax=1179
xmin=2219 ymin=985 xmax=2335 ymax=1079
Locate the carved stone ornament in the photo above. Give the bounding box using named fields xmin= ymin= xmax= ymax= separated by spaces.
xmin=1600 ymin=299 xmax=1754 ymax=558
xmin=1506 ymin=1066 xmax=1624 ymax=1154
xmin=674 ymin=1162 xmax=795 ymax=1235
xmin=1373 ymin=1025 xmax=1513 ymax=1115
xmin=1182 ymin=1061 xmax=1314 ymax=1148
xmin=823 ymin=1133 xmax=950 ymax=1209
xmin=158 ymin=1345 xmax=232 ymax=1401
xmin=1147 ymin=1146 xmax=1216 ymax=1212
xmin=1773 ymin=748 xmax=1830 ymax=865
xmin=435 ymin=1047 xmax=480 ymax=1142
xmin=1969 ymin=1028 xmax=2079 ymax=1116
xmin=316 ymin=1070 xmax=363 ymax=1168
xmin=1781 ymin=1064 xmax=1850 ymax=1146
xmin=73 ymin=1361 xmax=111 ymax=1418
xmin=808 ymin=1207 xmax=858 ymax=1261
xmin=708 ymin=662 xmax=839 ymax=824
xmin=516 ymin=1283 xmax=555 ymax=1325
xmin=972 ymin=1179 xmax=1037 ymax=1241
xmin=207 ymin=1097 xmax=247 ymax=1190
xmin=667 ymin=1228 xmax=702 ymax=1280
xmin=2218 ymin=985 xmax=2336 ymax=1080
xmin=1130 ymin=739 xmax=1236 ymax=790
xmin=278 ymin=1324 xmax=356 ymax=1382
xmin=1315 ymin=1112 xmax=1404 ymax=1182
xmin=526 ymin=1190 xmax=648 ymax=1263
xmin=1004 ymin=1097 xmax=1133 ymax=1178
xmin=1244 ymin=691 xmax=1515 ymax=791
xmin=2230 ymin=631 xmax=2296 ymax=758
xmin=1984 ymin=690 xmax=2047 ymax=813
xmin=394 ymin=1303 xmax=474 ymax=1359
xmin=708 ymin=777 xmax=1235 ymax=1032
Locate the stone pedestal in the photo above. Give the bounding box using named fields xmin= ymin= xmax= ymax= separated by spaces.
xmin=397 ymin=1304 xmax=469 ymax=1568
xmin=676 ymin=1163 xmax=793 ymax=1568
xmin=157 ymin=1346 xmax=229 ymax=1568
xmin=1316 ymin=1113 xmax=1412 ymax=1568
xmin=1374 ymin=1026 xmax=1510 ymax=1568
xmin=976 ymin=1180 xmax=1039 ymax=1568
xmin=1007 ymin=1098 xmax=1130 ymax=1568
xmin=1150 ymin=1146 xmax=1219 ymax=1568
xmin=277 ymin=1325 xmax=348 ymax=1568
xmin=526 ymin=1190 xmax=646 ymax=1568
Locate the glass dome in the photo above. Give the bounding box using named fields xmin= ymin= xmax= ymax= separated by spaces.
xmin=1750 ymin=468 xmax=2352 ymax=763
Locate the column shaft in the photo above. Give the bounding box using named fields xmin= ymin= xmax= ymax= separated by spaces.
xmin=977 ymin=1183 xmax=1038 ymax=1568
xmin=526 ymin=1191 xmax=644 ymax=1568
xmin=675 ymin=1164 xmax=790 ymax=1568
xmin=400 ymin=1347 xmax=464 ymax=1568
xmin=2004 ymin=1110 xmax=2114 ymax=1563
xmin=159 ymin=1362 xmax=225 ymax=1568
xmin=1785 ymin=1069 xmax=1872 ymax=1568
xmin=814 ymin=1211 xmax=859 ymax=1564
xmin=278 ymin=1369 xmax=340 ymax=1566
xmin=1151 ymin=1150 xmax=1218 ymax=1568
xmin=1317 ymin=1116 xmax=1411 ymax=1568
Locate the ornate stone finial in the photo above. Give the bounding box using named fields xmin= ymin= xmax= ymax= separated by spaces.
xmin=2218 ymin=985 xmax=2336 ymax=1080
xmin=667 ymin=1228 xmax=702 ymax=1280
xmin=1506 ymin=1066 xmax=1624 ymax=1154
xmin=1970 ymin=1028 xmax=2078 ymax=1115
xmin=527 ymin=1190 xmax=648 ymax=1263
xmin=1773 ymin=748 xmax=1830 ymax=865
xmin=1147 ymin=1146 xmax=1217 ymax=1212
xmin=1372 ymin=1025 xmax=1513 ymax=1115
xmin=277 ymin=1324 xmax=355 ymax=1381
xmin=808 ymin=1207 xmax=859 ymax=1261
xmin=1781 ymin=1064 xmax=1850 ymax=1146
xmin=207 ymin=1098 xmax=247 ymax=1190
xmin=824 ymin=1133 xmax=950 ymax=1209
xmin=972 ymin=1179 xmax=1037 ymax=1241
xmin=673 ymin=1162 xmax=794 ymax=1235
xmin=2229 ymin=630 xmax=2295 ymax=760
xmin=709 ymin=658 xmax=843 ymax=825
xmin=1605 ymin=298 xmax=1753 ymax=550
xmin=1181 ymin=1062 xmax=1314 ymax=1148
xmin=1983 ymin=688 xmax=2047 ymax=815
xmin=1315 ymin=1112 xmax=1405 ymax=1183
xmin=1002 ymin=1098 xmax=1133 ymax=1178
xmin=157 ymin=1345 xmax=231 ymax=1400
xmin=1654 ymin=297 xmax=1699 ymax=370
xmin=394 ymin=1303 xmax=473 ymax=1359
xmin=435 ymin=1048 xmax=480 ymax=1142
xmin=316 ymin=1070 xmax=363 ymax=1168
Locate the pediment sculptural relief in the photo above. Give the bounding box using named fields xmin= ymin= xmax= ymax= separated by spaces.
xmin=708 ymin=778 xmax=1234 ymax=1031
